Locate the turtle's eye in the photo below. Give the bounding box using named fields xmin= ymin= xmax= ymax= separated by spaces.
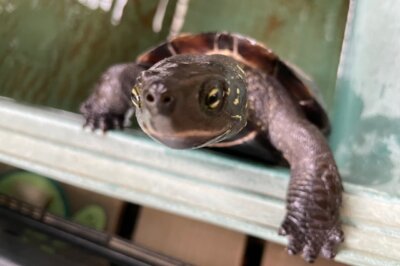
xmin=205 ymin=87 xmax=223 ymax=109
xmin=131 ymin=86 xmax=141 ymax=108
xmin=201 ymin=80 xmax=225 ymax=112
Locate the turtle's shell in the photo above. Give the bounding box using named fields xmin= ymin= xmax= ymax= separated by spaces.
xmin=137 ymin=32 xmax=330 ymax=133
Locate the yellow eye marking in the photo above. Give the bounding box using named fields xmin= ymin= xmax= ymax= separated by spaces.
xmin=131 ymin=86 xmax=139 ymax=97
xmin=237 ymin=65 xmax=246 ymax=75
xmin=209 ymin=87 xmax=219 ymax=97
xmin=233 ymin=98 xmax=239 ymax=105
xmin=209 ymin=99 xmax=220 ymax=109
xmin=231 ymin=115 xmax=242 ymax=120
xmin=226 ymin=88 xmax=231 ymax=95
xmin=236 ymin=88 xmax=240 ymax=94
xmin=207 ymin=87 xmax=221 ymax=109
xmin=131 ymin=86 xmax=141 ymax=108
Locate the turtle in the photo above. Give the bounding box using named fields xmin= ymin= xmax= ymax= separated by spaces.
xmin=80 ymin=32 xmax=344 ymax=262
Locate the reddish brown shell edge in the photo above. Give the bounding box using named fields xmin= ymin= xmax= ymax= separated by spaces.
xmin=136 ymin=32 xmax=330 ymax=134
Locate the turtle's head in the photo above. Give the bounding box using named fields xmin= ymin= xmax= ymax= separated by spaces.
xmin=132 ymin=54 xmax=248 ymax=149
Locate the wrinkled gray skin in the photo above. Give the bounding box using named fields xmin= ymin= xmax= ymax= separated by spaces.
xmin=81 ymin=54 xmax=343 ymax=263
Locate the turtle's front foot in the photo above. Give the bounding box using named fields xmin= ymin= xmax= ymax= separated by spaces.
xmin=280 ymin=161 xmax=344 ymax=262
xmin=80 ymin=99 xmax=130 ymax=132
xmin=279 ymin=213 xmax=343 ymax=262
xmin=80 ymin=98 xmax=130 ymax=132
xmin=79 ymin=63 xmax=143 ymax=132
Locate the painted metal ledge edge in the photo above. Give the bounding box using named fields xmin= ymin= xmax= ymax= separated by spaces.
xmin=0 ymin=98 xmax=399 ymax=266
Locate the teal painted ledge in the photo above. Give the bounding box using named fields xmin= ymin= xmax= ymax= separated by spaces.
xmin=0 ymin=98 xmax=399 ymax=266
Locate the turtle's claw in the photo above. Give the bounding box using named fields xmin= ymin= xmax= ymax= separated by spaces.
xmin=82 ymin=113 xmax=125 ymax=132
xmin=279 ymin=216 xmax=304 ymax=256
xmin=321 ymin=227 xmax=344 ymax=259
xmin=302 ymin=245 xmax=318 ymax=263
xmin=287 ymin=237 xmax=302 ymax=256
xmin=80 ymin=101 xmax=126 ymax=132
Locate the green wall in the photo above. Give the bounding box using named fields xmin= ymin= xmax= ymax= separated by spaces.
xmin=0 ymin=0 xmax=348 ymax=114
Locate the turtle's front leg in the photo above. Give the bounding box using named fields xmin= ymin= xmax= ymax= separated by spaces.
xmin=80 ymin=63 xmax=145 ymax=131
xmin=262 ymin=78 xmax=343 ymax=262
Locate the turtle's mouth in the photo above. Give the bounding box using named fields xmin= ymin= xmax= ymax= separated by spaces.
xmin=140 ymin=121 xmax=230 ymax=149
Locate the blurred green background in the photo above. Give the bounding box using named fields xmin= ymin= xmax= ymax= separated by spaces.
xmin=0 ymin=0 xmax=348 ymax=114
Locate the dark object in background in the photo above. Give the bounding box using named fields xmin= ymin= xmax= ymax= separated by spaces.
xmin=0 ymin=194 xmax=190 ymax=266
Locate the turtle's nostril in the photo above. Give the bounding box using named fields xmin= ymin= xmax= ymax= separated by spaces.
xmin=158 ymin=93 xmax=175 ymax=115
xmin=146 ymin=93 xmax=155 ymax=103
xmin=162 ymin=95 xmax=173 ymax=104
